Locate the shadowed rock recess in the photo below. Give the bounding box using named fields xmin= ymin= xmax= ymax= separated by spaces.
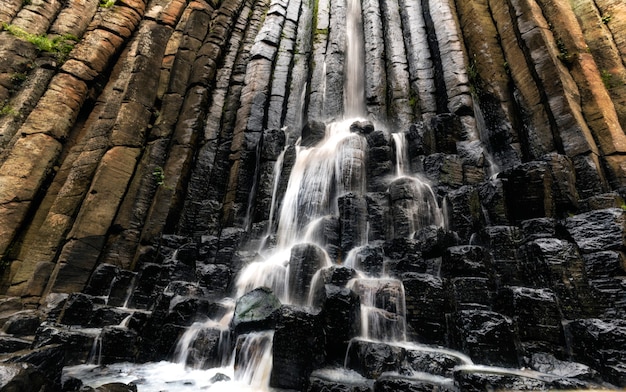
xmin=1 ymin=0 xmax=626 ymax=390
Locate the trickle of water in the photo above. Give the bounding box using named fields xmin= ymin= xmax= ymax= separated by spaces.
xmin=392 ymin=132 xmax=410 ymax=176
xmin=232 ymin=331 xmax=274 ymax=389
xmin=390 ymin=133 xmax=444 ymax=236
xmin=174 ymin=319 xmax=228 ymax=366
xmin=266 ymin=147 xmax=287 ymax=235
xmin=348 ymin=278 xmax=407 ymax=341
xmin=87 ymin=333 xmax=102 ymax=366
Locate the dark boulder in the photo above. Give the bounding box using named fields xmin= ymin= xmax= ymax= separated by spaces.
xmin=32 ymin=324 xmax=96 ymax=365
xmin=452 ymin=310 xmax=519 ymax=367
xmin=302 ymin=120 xmax=327 ymax=147
xmin=5 ymin=344 xmax=65 ymax=388
xmin=496 ymin=286 xmax=565 ymax=355
xmin=345 ymin=339 xmax=404 ymax=379
xmin=261 ymin=128 xmax=286 ymax=160
xmin=565 ymin=208 xmax=626 ymax=254
xmin=307 ymin=368 xmax=373 ymax=392
xmin=423 ymin=154 xmax=464 ymax=188
xmin=476 ymin=225 xmax=522 ymax=285
xmin=339 ymin=193 xmax=368 ymax=254
xmin=318 ymin=285 xmax=361 ymax=363
xmin=288 ymin=243 xmax=329 ymax=305
xmin=3 ymin=311 xmax=42 ymax=336
xmin=443 ymin=186 xmax=483 ymax=242
xmin=59 ymin=294 xmax=95 ymax=327
xmin=453 ymin=367 xmax=592 ymax=391
xmin=518 ymin=238 xmax=597 ymax=318
xmin=501 ymin=161 xmax=555 ymax=223
xmin=441 ymin=245 xmax=493 ymax=279
xmin=448 ymin=277 xmax=495 ymax=311
xmin=566 ymin=318 xmax=626 ymax=387
xmin=230 ymin=287 xmax=281 ymax=334
xmin=374 ymin=373 xmax=455 ymax=392
xmin=520 ymin=217 xmax=557 ymax=242
xmin=270 ymin=306 xmax=325 ymax=390
xmin=0 ymin=363 xmax=53 ymax=392
xmin=181 ymin=326 xmax=225 ymax=369
xmin=83 ymin=264 xmax=120 ymax=297
xmin=99 ymin=326 xmax=138 ymax=364
xmin=402 ymin=273 xmax=447 ymax=344
xmin=529 ymin=352 xmax=600 ymax=382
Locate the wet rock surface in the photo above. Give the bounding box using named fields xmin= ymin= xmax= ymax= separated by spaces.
xmin=0 ymin=0 xmax=625 ymax=390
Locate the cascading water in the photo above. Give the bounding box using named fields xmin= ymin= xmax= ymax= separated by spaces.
xmin=64 ymin=0 xmax=445 ymax=389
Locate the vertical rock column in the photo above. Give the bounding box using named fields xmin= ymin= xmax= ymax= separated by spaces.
xmin=380 ymin=0 xmax=413 ymax=130
xmin=2 ymin=0 xmax=143 ymax=293
xmin=177 ymin=0 xmax=260 ymax=236
xmin=361 ymin=0 xmax=387 ymax=122
xmin=398 ymin=0 xmax=437 ymax=117
xmin=139 ymin=0 xmax=250 ymax=242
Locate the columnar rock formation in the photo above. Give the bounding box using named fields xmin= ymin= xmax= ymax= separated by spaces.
xmin=0 ymin=0 xmax=625 ymax=390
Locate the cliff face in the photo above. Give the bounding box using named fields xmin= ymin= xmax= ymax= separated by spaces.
xmin=0 ymin=0 xmax=625 ymax=389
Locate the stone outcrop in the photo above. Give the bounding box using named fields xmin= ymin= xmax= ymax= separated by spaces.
xmin=0 ymin=0 xmax=625 ymax=390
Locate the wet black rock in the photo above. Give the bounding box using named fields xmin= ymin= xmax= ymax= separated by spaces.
xmin=476 ymin=225 xmax=522 ymax=285
xmin=373 ymin=373 xmax=455 ymax=392
xmin=289 ymin=243 xmax=329 ymax=305
xmin=302 ymin=120 xmax=327 ymax=147
xmin=3 ymin=311 xmax=42 ymax=336
xmin=270 ymin=305 xmax=325 ymax=390
xmin=501 ymin=161 xmax=554 ymax=223
xmin=441 ymin=245 xmax=493 ymax=279
xmin=183 ymin=327 xmax=224 ymax=369
xmin=6 ymin=344 xmax=65 ymax=387
xmin=402 ymin=273 xmax=447 ymax=344
xmin=346 ymin=243 xmax=384 ymax=276
xmin=366 ymin=130 xmax=394 ymax=192
xmin=566 ymin=318 xmax=626 ymax=387
xmin=59 ymin=294 xmax=95 ymax=327
xmin=423 ymin=154 xmax=464 ymax=188
xmin=318 ymin=285 xmax=361 ymax=363
xmin=350 ymin=120 xmax=374 ymax=135
xmin=565 ymin=208 xmax=626 ymax=254
xmin=0 ymin=362 xmax=53 ymax=392
xmin=84 ymin=264 xmax=120 ymax=297
xmin=427 ymin=113 xmax=464 ymax=155
xmin=453 ymin=367 xmax=592 ymax=391
xmin=93 ymin=382 xmax=138 ymax=392
xmin=209 ymin=373 xmax=231 ymax=383
xmin=448 ymin=277 xmax=495 ymax=311
xmin=308 ymin=368 xmax=373 ymax=392
xmin=496 ymin=286 xmax=565 ymax=355
xmin=443 ymin=186 xmax=483 ymax=242
xmin=520 ymin=217 xmax=557 ymax=242
xmin=345 ymin=339 xmax=404 ymax=379
xmin=529 ymin=352 xmax=600 ymax=382
xmin=197 ymin=263 xmax=231 ymax=298
xmin=99 ymin=326 xmax=138 ymax=364
xmin=261 ymin=128 xmax=286 ymax=160
xmin=339 ymin=193 xmax=368 ymax=255
xmin=230 ymin=287 xmax=281 ymax=334
xmin=0 ymin=336 xmax=32 ymax=354
xmin=452 ymin=310 xmax=519 ymax=367
xmin=33 ymin=325 xmax=95 ymax=366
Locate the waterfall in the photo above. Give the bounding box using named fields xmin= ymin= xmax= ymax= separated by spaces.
xmin=344 ymin=0 xmax=366 ymax=118
xmin=348 ymin=278 xmax=407 ymax=341
xmin=392 ymin=132 xmax=410 ymax=176
xmin=390 ymin=132 xmax=444 ymax=235
xmin=232 ymin=331 xmax=274 ymax=388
